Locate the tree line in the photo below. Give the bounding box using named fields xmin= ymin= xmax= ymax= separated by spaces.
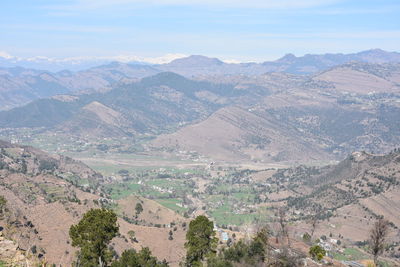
xmin=68 ymin=207 xmax=391 ymax=267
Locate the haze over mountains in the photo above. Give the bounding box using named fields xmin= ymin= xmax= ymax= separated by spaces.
xmin=1 ymin=49 xmax=400 ymax=110
xmin=1 ymin=48 xmax=400 ymax=266
xmin=2 ymin=49 xmax=399 ymax=73
xmin=0 ymin=52 xmax=186 ymax=72
xmin=1 ymin=51 xmax=399 ymax=163
xmin=3 ymin=0 xmax=400 ymax=264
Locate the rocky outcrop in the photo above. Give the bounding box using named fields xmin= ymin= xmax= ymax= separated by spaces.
xmin=0 ymin=231 xmax=28 ymax=266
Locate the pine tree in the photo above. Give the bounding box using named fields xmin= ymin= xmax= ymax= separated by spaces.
xmin=69 ymin=208 xmax=119 ymax=267
xmin=184 ymin=215 xmax=217 ymax=266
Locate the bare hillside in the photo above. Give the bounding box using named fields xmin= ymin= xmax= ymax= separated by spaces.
xmin=152 ymin=106 xmax=331 ymax=162
xmin=0 ymin=141 xmax=187 ymax=266
xmin=313 ymin=62 xmax=400 ymax=94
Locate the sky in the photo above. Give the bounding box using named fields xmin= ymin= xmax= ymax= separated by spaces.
xmin=1 ymin=0 xmax=399 ymax=62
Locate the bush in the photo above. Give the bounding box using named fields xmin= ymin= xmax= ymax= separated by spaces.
xmin=303 ymin=232 xmax=311 ymax=243
xmin=111 ymin=248 xmax=168 ymax=267
xmin=38 ymin=159 xmax=57 ymax=172
xmin=0 ymin=196 xmax=6 ymax=212
xmin=135 ymin=203 xmax=143 ymax=215
xmin=309 ymin=245 xmax=326 ymax=261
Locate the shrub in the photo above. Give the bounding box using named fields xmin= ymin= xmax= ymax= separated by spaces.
xmin=309 ymin=245 xmax=326 ymax=261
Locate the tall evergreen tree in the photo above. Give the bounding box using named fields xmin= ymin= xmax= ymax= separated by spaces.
xmin=69 ymin=208 xmax=119 ymax=267
xmin=184 ymin=215 xmax=217 ymax=266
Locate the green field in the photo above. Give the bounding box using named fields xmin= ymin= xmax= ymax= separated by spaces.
xmin=210 ymin=204 xmax=261 ymax=226
xmin=104 ymin=183 xmax=141 ymax=200
xmin=155 ymin=198 xmax=187 ymax=213
xmin=332 ymin=247 xmax=368 ymax=261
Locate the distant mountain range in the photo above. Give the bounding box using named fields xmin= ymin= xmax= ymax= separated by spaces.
xmin=0 ymin=52 xmax=184 ymax=72
xmin=1 ymin=62 xmax=399 ymax=162
xmin=152 ymin=65 xmax=400 ymax=162
xmin=160 ymin=49 xmax=400 ymax=76
xmin=1 ymin=49 xmax=400 ymax=110
xmin=0 ymin=63 xmax=160 ymax=110
xmin=0 ymin=72 xmax=250 ymax=133
xmin=1 ymin=49 xmax=399 ymax=73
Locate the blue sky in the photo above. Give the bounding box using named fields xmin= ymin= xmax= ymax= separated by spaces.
xmin=1 ymin=0 xmax=399 ymax=62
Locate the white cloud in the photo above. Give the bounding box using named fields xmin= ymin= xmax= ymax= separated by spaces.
xmin=221 ymin=58 xmax=243 ymax=64
xmin=0 ymin=51 xmax=14 ymax=59
xmin=78 ymin=53 xmax=188 ymax=64
xmin=0 ymin=51 xmax=187 ymax=65
xmin=142 ymin=53 xmax=187 ymax=64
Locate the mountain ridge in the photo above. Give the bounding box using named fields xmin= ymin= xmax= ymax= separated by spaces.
xmin=1 ymin=49 xmax=400 ymax=110
xmin=1 ymin=49 xmax=399 ymax=72
xmin=1 ymin=62 xmax=400 ymax=163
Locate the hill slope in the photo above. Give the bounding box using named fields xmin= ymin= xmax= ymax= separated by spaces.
xmin=151 ymin=68 xmax=400 ymax=162
xmin=0 ymin=72 xmax=261 ymax=137
xmin=0 ymin=64 xmax=161 ymax=110
xmin=313 ymin=62 xmax=400 ymax=94
xmin=0 ymin=141 xmax=187 ymax=266
xmin=152 ymin=106 xmax=331 ymax=162
xmin=1 ymin=63 xmax=400 ymax=162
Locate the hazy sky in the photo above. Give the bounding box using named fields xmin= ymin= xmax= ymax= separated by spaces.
xmin=1 ymin=0 xmax=399 ymax=62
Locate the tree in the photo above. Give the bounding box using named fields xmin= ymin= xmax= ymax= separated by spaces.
xmin=135 ymin=203 xmax=143 ymax=215
xmin=278 ymin=208 xmax=290 ymax=248
xmin=69 ymin=208 xmax=119 ymax=267
xmin=127 ymin=230 xmax=137 ymax=242
xmin=206 ymin=257 xmax=233 ymax=267
xmin=309 ymin=245 xmax=326 ymax=261
xmin=207 ymin=226 xmax=270 ymax=266
xmin=369 ymin=218 xmax=389 ymax=265
xmin=302 ymin=232 xmax=311 ymax=244
xmin=309 ymin=214 xmax=319 ymax=240
xmin=185 ymin=215 xmax=217 ymax=266
xmin=221 ymin=240 xmax=250 ymax=264
xmin=249 ymin=226 xmax=270 ymax=262
xmin=128 ymin=230 xmax=135 ymax=238
xmin=209 ymin=225 xmax=306 ymax=267
xmin=272 ymin=248 xmax=304 ymax=267
xmin=0 ymin=195 xmax=6 ymax=215
xmin=111 ymin=248 xmax=168 ymax=267
xmin=38 ymin=159 xmax=57 ymax=172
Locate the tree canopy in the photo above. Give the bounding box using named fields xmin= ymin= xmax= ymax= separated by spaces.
xmin=309 ymin=245 xmax=326 ymax=261
xmin=135 ymin=203 xmax=143 ymax=215
xmin=184 ymin=215 xmax=217 ymax=266
xmin=111 ymin=248 xmax=168 ymax=267
xmin=0 ymin=195 xmax=6 ymax=214
xmin=69 ymin=208 xmax=119 ymax=267
xmin=369 ymin=218 xmax=390 ymax=265
xmin=209 ymin=226 xmax=270 ymax=266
